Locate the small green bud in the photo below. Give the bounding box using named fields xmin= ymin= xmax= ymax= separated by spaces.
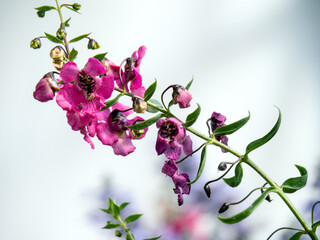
xmin=37 ymin=10 xmax=45 ymax=18
xmin=115 ymin=230 xmax=122 ymax=237
xmin=56 ymin=28 xmax=67 ymax=40
xmin=132 ymin=97 xmax=147 ymax=113
xmin=87 ymin=39 xmax=100 ymax=50
xmin=50 ymin=46 xmax=65 ymax=61
xmin=30 ymin=38 xmax=41 ymax=49
xmin=131 ymin=128 xmax=145 ymax=139
xmin=72 ymin=3 xmax=81 ymax=11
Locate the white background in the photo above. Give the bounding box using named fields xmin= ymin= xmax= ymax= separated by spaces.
xmin=0 ymin=0 xmax=319 ymax=239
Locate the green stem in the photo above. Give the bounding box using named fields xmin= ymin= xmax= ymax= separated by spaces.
xmin=54 ymin=0 xmax=70 ymax=55
xmin=113 ymin=86 xmax=318 ymax=239
xmin=117 ymin=216 xmax=135 ymax=240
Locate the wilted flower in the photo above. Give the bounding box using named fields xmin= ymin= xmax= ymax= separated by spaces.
xmin=56 ymin=57 xmax=114 ymax=114
xmin=162 ymin=159 xmax=191 ymax=206
xmin=96 ymin=102 xmax=148 ymax=156
xmin=33 ymin=72 xmax=60 ymax=102
xmin=211 ymin=112 xmax=228 ymax=153
xmin=156 ymin=117 xmax=193 ymax=160
xmin=172 ymin=85 xmax=192 ymax=108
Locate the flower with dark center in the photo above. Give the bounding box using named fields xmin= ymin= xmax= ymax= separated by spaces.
xmin=156 ymin=117 xmax=193 ymax=160
xmin=96 ymin=102 xmax=148 ymax=156
xmin=56 ymin=57 xmax=114 ymax=115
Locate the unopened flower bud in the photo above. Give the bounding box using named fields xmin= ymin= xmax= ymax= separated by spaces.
xmin=87 ymin=39 xmax=100 ymax=50
xmin=52 ymin=60 xmax=66 ymax=70
xmin=172 ymin=84 xmax=192 ymax=108
xmin=204 ymin=184 xmax=211 ymax=199
xmin=131 ymin=128 xmax=145 ymax=139
xmin=218 ymin=162 xmax=227 ymax=171
xmin=50 ymin=46 xmax=65 ymax=61
xmin=132 ymin=97 xmax=147 ymax=113
xmin=108 ymin=110 xmax=128 ymax=133
xmin=72 ymin=3 xmax=81 ymax=11
xmin=56 ymin=27 xmax=67 ymax=40
xmin=265 ymin=194 xmax=272 ymax=202
xmin=30 ymin=38 xmax=41 ymax=49
xmin=33 ymin=72 xmax=60 ymax=102
xmin=115 ymin=230 xmax=122 ymax=237
xmin=218 ymin=203 xmax=230 ymax=214
xmin=37 ymin=10 xmax=45 ymax=18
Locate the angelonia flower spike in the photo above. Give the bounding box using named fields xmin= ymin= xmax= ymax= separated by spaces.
xmin=31 ymin=1 xmax=320 ymax=240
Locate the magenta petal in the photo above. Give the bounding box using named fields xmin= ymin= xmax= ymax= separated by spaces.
xmin=33 ymin=77 xmax=55 ymax=102
xmin=82 ymin=58 xmax=106 ymax=76
xmin=156 ymin=137 xmax=168 ymax=155
xmin=81 ymin=97 xmax=105 ymax=114
xmin=96 ymin=122 xmax=118 ymax=146
xmin=112 ymin=102 xmax=133 ymax=117
xmin=165 ymin=142 xmax=183 ymax=160
xmin=130 ymin=70 xmax=142 ymax=89
xmin=130 ymin=85 xmax=145 ymax=98
xmin=112 ymin=133 xmax=136 ymax=156
xmin=95 ymin=76 xmax=114 ymax=100
xmin=96 ymin=108 xmax=110 ymax=121
xmin=83 ymin=133 xmax=95 ymax=149
xmin=161 ymin=160 xmax=178 ymax=177
xmin=127 ymin=116 xmax=148 ymax=139
xmin=60 ymin=62 xmax=80 ymax=83
xmin=56 ymin=83 xmax=85 ymax=111
xmin=182 ymin=135 xmax=193 ymax=156
xmin=66 ymin=111 xmax=82 ymax=131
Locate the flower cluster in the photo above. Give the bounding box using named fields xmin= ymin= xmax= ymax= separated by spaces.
xmin=33 ymin=46 xmax=148 ymax=155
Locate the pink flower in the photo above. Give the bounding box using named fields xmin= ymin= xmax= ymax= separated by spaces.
xmin=103 ymin=46 xmax=146 ymax=98
xmin=156 ymin=117 xmax=193 ymax=160
xmin=211 ymin=112 xmax=228 ymax=153
xmin=96 ymin=102 xmax=148 ymax=156
xmin=172 ymin=85 xmax=192 ymax=108
xmin=66 ymin=110 xmax=97 ymax=149
xmin=162 ymin=160 xmax=191 ymax=206
xmin=33 ymin=73 xmax=60 ymax=102
xmin=56 ymin=58 xmax=114 ymax=114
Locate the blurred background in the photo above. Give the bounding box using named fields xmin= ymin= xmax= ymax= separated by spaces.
xmin=0 ymin=0 xmax=319 ymax=239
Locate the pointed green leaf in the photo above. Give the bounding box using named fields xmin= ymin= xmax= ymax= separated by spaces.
xmin=223 ymin=163 xmax=243 ymax=188
xmin=35 ymin=6 xmax=56 ymax=11
xmin=183 ymin=103 xmax=201 ymax=127
xmin=69 ymin=33 xmax=91 ymax=43
xmin=103 ymin=221 xmax=121 ymax=229
xmin=100 ymin=208 xmax=112 ymax=214
xmin=245 ymin=107 xmax=281 ymax=155
xmin=125 ymin=214 xmax=142 ymax=223
xmin=63 ymin=17 xmax=71 ymax=27
xmin=214 ymin=112 xmax=250 ymax=136
xmin=128 ymin=113 xmax=165 ymax=130
xmin=144 ymin=237 xmax=161 ymax=240
xmin=312 ymin=221 xmax=320 ymax=231
xmin=120 ymin=202 xmax=130 ymax=210
xmin=185 ymin=76 xmax=194 ymax=90
xmin=168 ymin=100 xmax=174 ymax=109
xmin=101 ymin=94 xmax=123 ymax=111
xmin=68 ymin=48 xmax=78 ymax=62
xmin=189 ymin=143 xmax=208 ymax=184
xmin=218 ymin=187 xmax=275 ymax=224
xmin=144 ymin=79 xmax=157 ymax=101
xmin=281 ymin=165 xmax=308 ymax=194
xmin=146 ymin=99 xmax=163 ymax=113
xmin=62 ymin=5 xmax=81 ymax=14
xmin=289 ymin=232 xmax=305 ymax=240
xmin=93 ymin=52 xmax=108 ymax=62
xmin=44 ymin=32 xmax=64 ymax=44
xmin=108 ymin=198 xmax=120 ymax=218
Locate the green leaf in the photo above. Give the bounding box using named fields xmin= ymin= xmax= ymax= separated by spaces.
xmin=103 ymin=221 xmax=121 ymax=229
xmin=289 ymin=232 xmax=305 ymax=240
xmin=281 ymin=165 xmax=308 ymax=194
xmin=183 ymin=103 xmax=201 ymax=127
xmin=63 ymin=17 xmax=71 ymax=28
xmin=146 ymin=99 xmax=163 ymax=113
xmin=125 ymin=214 xmax=142 ymax=223
xmin=128 ymin=113 xmax=165 ymax=130
xmin=120 ymin=202 xmax=130 ymax=210
xmin=218 ymin=187 xmax=275 ymax=224
xmin=214 ymin=112 xmax=250 ymax=136
xmin=93 ymin=52 xmax=108 ymax=62
xmin=108 ymin=198 xmax=120 ymax=218
xmin=68 ymin=48 xmax=78 ymax=62
xmin=100 ymin=208 xmax=112 ymax=214
xmin=62 ymin=5 xmax=81 ymax=14
xmin=35 ymin=6 xmax=56 ymax=11
xmin=185 ymin=76 xmax=194 ymax=90
xmin=245 ymin=107 xmax=281 ymax=155
xmin=189 ymin=143 xmax=208 ymax=184
xmin=144 ymin=79 xmax=157 ymax=101
xmin=168 ymin=100 xmax=174 ymax=109
xmin=312 ymin=221 xmax=320 ymax=231
xmin=44 ymin=32 xmax=64 ymax=44
xmin=69 ymin=33 xmax=91 ymax=43
xmin=223 ymin=163 xmax=243 ymax=188
xmin=101 ymin=94 xmax=123 ymax=111
xmin=144 ymin=237 xmax=161 ymax=240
